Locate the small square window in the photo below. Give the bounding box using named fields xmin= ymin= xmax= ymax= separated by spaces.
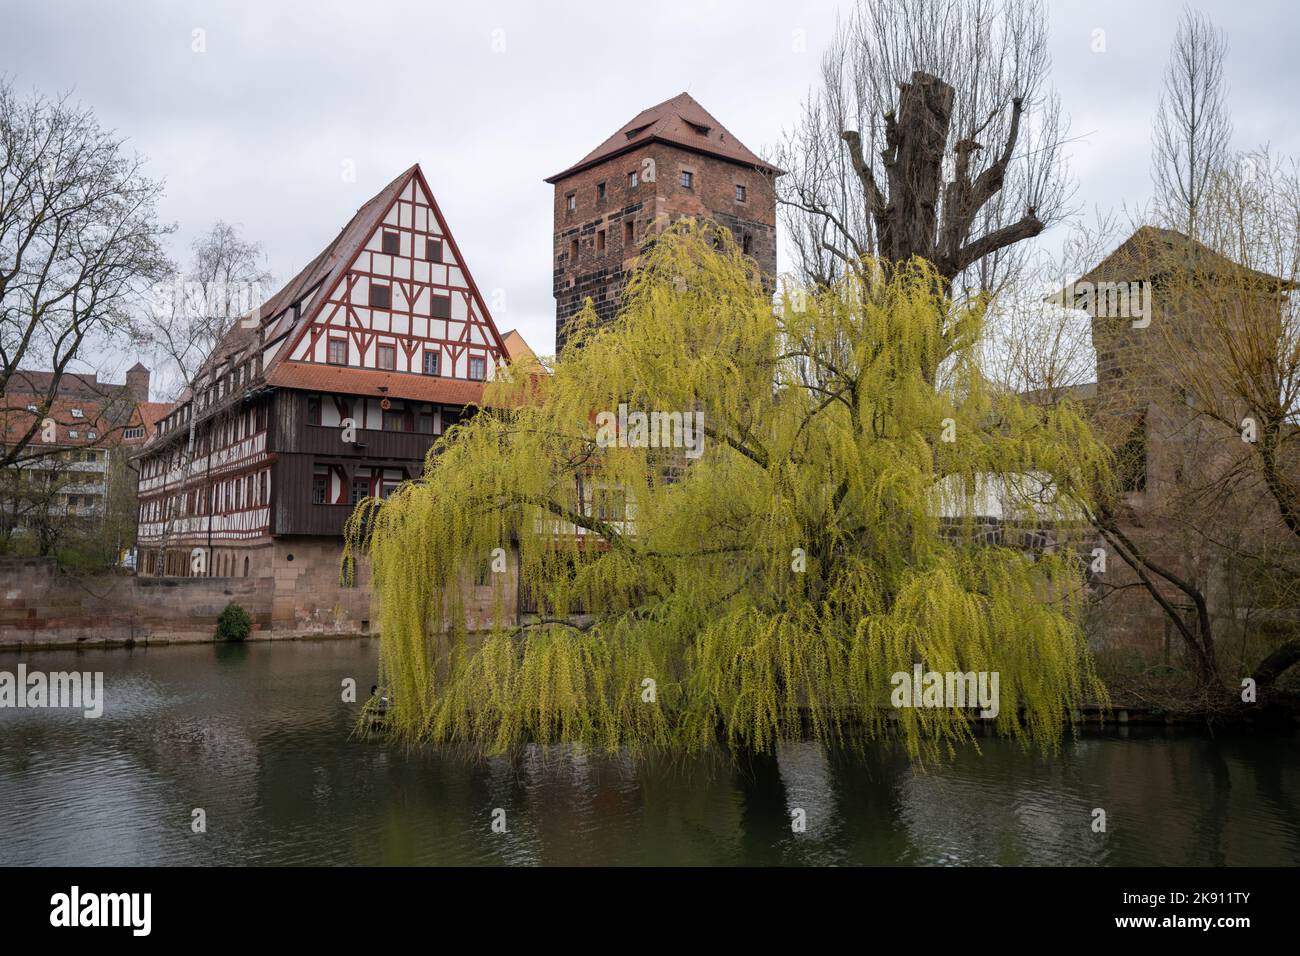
xmin=69 ymin=429 xmax=79 ymax=438
xmin=328 ymin=338 xmax=348 ymax=365
xmin=735 ymin=184 xmax=746 ymax=202
xmin=377 ymin=344 xmax=397 ymax=370
xmin=423 ymin=350 xmax=440 ymax=376
xmin=425 ymin=238 xmax=443 ymax=263
xmin=680 ymin=171 xmax=693 ymax=189
xmin=430 ymin=293 xmax=451 ymax=319
xmin=87 ymin=431 xmax=97 ymax=440
xmin=628 ymin=170 xmax=638 ymax=188
xmin=469 ymin=356 xmax=487 ymax=380
xmin=369 ymin=283 xmax=391 ymax=309
xmin=71 ymin=408 xmax=84 ymax=418
xmin=382 ymin=231 xmax=400 ymax=255
xmin=25 ymin=404 xmax=36 ymax=413
xmin=596 ymin=182 xmax=606 ymax=201
xmin=566 ymin=192 xmax=576 ymax=212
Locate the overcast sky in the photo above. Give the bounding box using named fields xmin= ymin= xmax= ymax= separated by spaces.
xmin=3 ymin=0 xmax=1297 ymax=396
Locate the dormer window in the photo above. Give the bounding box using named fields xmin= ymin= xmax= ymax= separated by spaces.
xmin=685 ymin=120 xmax=710 ymax=135
xmin=382 ymin=231 xmax=400 ymax=255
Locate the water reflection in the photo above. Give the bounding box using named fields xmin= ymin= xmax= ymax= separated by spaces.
xmin=0 ymin=641 xmax=1296 ymax=866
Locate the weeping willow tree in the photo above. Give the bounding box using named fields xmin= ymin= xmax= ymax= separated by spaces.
xmin=346 ymin=220 xmax=1110 ymax=762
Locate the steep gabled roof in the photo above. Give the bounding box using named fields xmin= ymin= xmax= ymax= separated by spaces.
xmin=545 ymin=92 xmax=783 ymax=183
xmin=171 ymin=164 xmax=513 ymax=412
xmin=188 ymin=164 xmax=421 ymax=395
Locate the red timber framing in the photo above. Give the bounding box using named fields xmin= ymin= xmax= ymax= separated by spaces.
xmin=280 ymin=165 xmax=508 ymax=383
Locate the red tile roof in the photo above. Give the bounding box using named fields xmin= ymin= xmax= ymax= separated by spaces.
xmin=266 ymin=362 xmax=488 ymax=405
xmin=545 ymin=92 xmax=783 ymax=183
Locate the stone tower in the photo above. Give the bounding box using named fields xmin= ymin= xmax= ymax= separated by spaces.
xmin=545 ymin=93 xmax=782 ymax=351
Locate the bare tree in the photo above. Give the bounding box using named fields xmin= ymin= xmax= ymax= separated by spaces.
xmin=141 ymin=221 xmax=271 ymax=400
xmin=0 ymin=78 xmax=172 ymax=468
xmin=982 ymin=209 xmax=1128 ymax=400
xmin=1152 ymin=5 xmax=1233 ymax=241
xmin=773 ymin=0 xmax=1072 ymax=294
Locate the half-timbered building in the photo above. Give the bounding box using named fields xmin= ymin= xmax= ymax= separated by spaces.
xmin=134 ymin=164 xmax=530 ymax=632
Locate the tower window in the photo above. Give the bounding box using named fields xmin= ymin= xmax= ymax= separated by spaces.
xmin=742 ymin=234 xmax=753 ymax=255
xmin=369 ymin=283 xmax=392 ymax=309
xmin=425 ymin=238 xmax=443 ymax=263
xmin=569 ymin=238 xmax=579 ymax=261
xmin=596 ymin=182 xmax=606 ymax=202
xmin=628 ymin=170 xmax=638 ymax=188
xmin=735 ymin=184 xmax=746 ymax=202
xmin=624 ymin=220 xmax=635 ymax=243
xmin=382 ymin=231 xmax=400 ymax=255
xmin=596 ymin=229 xmax=606 ymax=254
xmin=377 ymin=344 xmax=397 ymax=370
xmin=566 ymin=192 xmax=576 ymax=212
xmin=430 ymin=293 xmax=451 ymax=319
xmin=328 ymin=337 xmax=348 ymax=365
xmin=680 ymin=171 xmax=693 ymax=189
xmin=1118 ymin=416 xmax=1148 ymax=493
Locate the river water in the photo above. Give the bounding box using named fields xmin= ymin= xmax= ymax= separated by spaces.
xmin=1 ymin=639 xmax=1296 ymax=866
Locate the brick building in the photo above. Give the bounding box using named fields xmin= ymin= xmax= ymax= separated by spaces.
xmin=1 ymin=364 xmax=167 ymax=550
xmin=546 ymin=93 xmax=782 ymax=350
xmin=1047 ymin=226 xmax=1300 ymax=659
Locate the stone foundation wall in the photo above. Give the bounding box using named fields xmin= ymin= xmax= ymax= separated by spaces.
xmin=1 ymin=538 xmax=520 ymax=648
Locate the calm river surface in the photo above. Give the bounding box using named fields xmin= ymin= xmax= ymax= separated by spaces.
xmin=1 ymin=639 xmax=1296 ymax=866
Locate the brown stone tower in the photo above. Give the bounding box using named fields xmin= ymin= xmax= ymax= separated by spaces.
xmin=545 ymin=93 xmax=782 ymax=351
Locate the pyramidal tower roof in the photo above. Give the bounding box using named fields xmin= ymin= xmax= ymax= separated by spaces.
xmin=545 ymin=92 xmax=783 ymax=183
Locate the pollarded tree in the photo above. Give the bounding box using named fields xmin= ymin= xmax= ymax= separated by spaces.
xmin=774 ymin=0 xmax=1070 ymax=295
xmin=349 ymin=221 xmax=1110 ymax=762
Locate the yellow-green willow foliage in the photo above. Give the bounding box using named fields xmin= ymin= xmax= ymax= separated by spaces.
xmin=347 ymin=219 xmax=1111 ymax=762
